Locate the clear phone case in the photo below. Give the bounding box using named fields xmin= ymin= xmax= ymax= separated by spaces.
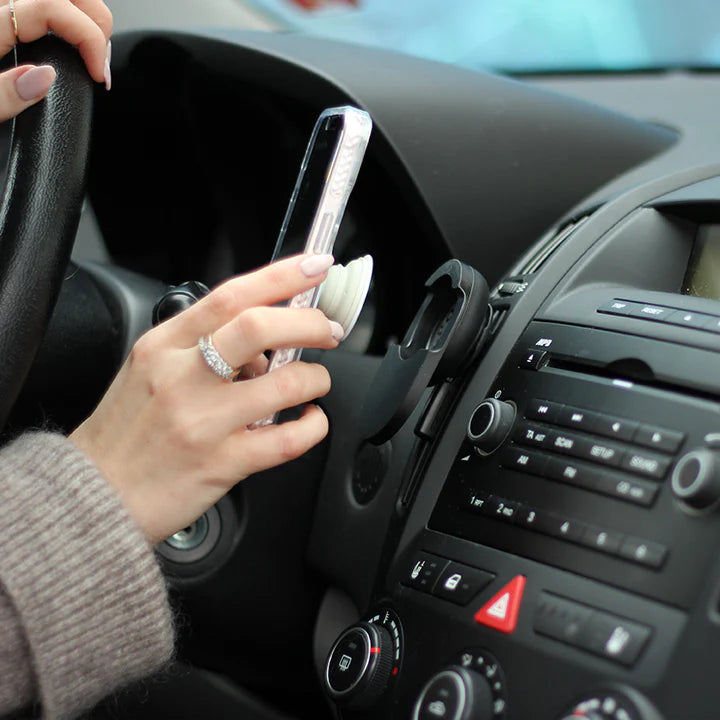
xmin=252 ymin=105 xmax=372 ymax=428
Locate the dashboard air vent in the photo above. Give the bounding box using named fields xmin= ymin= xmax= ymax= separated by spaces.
xmin=515 ymin=215 xmax=590 ymax=275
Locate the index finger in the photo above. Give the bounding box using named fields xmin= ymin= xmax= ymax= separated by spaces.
xmin=159 ymin=253 xmax=335 ymax=346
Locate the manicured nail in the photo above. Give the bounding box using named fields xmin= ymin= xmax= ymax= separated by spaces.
xmin=16 ymin=65 xmax=57 ymax=101
xmin=300 ymin=254 xmax=334 ymax=277
xmin=104 ymin=40 xmax=112 ymax=91
xmin=329 ymin=320 xmax=345 ymax=342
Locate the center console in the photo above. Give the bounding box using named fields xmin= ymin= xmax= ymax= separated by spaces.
xmin=320 ymin=166 xmax=720 ymax=719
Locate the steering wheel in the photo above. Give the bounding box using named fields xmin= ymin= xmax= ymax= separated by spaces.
xmin=0 ymin=36 xmax=93 ymax=430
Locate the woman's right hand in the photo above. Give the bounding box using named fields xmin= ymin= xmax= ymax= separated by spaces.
xmin=70 ymin=254 xmax=344 ymax=546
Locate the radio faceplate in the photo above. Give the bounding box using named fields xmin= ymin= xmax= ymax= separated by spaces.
xmin=429 ymin=320 xmax=720 ymax=609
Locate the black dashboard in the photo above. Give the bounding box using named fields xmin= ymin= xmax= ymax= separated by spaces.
xmin=310 ymin=161 xmax=720 ymax=720
xmin=26 ymin=25 xmax=720 ymax=720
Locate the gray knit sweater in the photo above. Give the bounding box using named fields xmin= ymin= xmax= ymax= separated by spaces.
xmin=0 ymin=432 xmax=175 ymax=719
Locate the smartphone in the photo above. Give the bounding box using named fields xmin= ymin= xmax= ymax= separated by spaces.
xmin=252 ymin=105 xmax=372 ymax=427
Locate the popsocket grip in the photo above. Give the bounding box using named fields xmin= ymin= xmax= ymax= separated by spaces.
xmin=318 ymin=255 xmax=374 ymax=338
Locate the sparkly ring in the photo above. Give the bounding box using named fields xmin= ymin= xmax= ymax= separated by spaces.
xmin=8 ymin=0 xmax=18 ymax=43
xmin=198 ymin=335 xmax=238 ymax=382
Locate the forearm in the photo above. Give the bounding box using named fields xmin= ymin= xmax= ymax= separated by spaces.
xmin=0 ymin=579 xmax=33 ymax=714
xmin=0 ymin=432 xmax=174 ymax=720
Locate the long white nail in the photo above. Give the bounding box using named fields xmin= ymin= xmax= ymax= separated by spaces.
xmin=329 ymin=320 xmax=345 ymax=342
xmin=16 ymin=65 xmax=57 ymax=101
xmin=300 ymin=254 xmax=334 ymax=277
xmin=104 ymin=40 xmax=112 ymax=91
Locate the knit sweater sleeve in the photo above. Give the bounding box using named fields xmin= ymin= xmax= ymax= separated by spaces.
xmin=0 ymin=432 xmax=175 ymax=720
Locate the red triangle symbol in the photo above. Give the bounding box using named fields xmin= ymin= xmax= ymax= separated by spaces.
xmin=474 ymin=575 xmax=526 ymax=634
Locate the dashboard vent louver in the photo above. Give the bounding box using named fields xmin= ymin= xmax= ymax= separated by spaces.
xmin=515 ymin=215 xmax=590 ymax=275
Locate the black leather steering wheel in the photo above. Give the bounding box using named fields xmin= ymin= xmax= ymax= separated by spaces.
xmin=0 ymin=36 xmax=93 ymax=430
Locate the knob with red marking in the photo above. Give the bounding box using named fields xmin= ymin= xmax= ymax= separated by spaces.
xmin=324 ymin=621 xmax=394 ymax=709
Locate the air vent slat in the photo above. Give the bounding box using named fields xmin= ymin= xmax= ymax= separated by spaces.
xmin=515 ymin=215 xmax=591 ymax=276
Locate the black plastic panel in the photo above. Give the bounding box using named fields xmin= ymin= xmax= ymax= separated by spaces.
xmin=430 ymin=321 xmax=720 ymax=609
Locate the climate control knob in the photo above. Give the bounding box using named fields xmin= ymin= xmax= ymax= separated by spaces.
xmin=324 ymin=621 xmax=393 ymax=709
xmin=671 ymin=448 xmax=720 ymax=511
xmin=467 ymin=398 xmax=516 ymax=455
xmin=412 ymin=666 xmax=494 ymax=720
xmin=557 ymin=687 xmax=662 ymax=720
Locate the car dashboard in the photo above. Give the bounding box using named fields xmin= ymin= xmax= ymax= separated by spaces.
xmin=31 ymin=26 xmax=720 ymax=720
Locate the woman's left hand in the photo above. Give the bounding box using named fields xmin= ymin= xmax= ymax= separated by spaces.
xmin=0 ymin=0 xmax=113 ymax=122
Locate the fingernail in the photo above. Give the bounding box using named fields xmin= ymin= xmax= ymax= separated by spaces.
xmin=300 ymin=254 xmax=334 ymax=277
xmin=16 ymin=65 xmax=57 ymax=101
xmin=104 ymin=41 xmax=112 ymax=91
xmin=329 ymin=320 xmax=345 ymax=342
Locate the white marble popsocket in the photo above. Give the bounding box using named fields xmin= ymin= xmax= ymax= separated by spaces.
xmin=318 ymin=255 xmax=374 ymax=338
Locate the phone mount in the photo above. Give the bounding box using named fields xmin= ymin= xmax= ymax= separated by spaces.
xmin=360 ymin=259 xmax=490 ymax=445
xmin=318 ymin=255 xmax=374 ymax=338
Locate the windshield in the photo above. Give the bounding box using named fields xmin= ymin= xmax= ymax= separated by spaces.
xmin=245 ymin=0 xmax=720 ymax=74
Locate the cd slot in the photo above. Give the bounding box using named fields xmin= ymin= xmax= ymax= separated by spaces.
xmin=545 ymin=355 xmax=720 ymax=405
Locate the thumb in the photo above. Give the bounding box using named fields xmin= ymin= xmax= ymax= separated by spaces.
xmin=0 ymin=65 xmax=57 ymax=123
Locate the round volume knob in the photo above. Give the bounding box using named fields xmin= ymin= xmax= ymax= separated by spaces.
xmin=671 ymin=448 xmax=720 ymax=511
xmin=324 ymin=622 xmax=393 ymax=709
xmin=412 ymin=666 xmax=493 ymax=720
xmin=467 ymin=398 xmax=516 ymax=455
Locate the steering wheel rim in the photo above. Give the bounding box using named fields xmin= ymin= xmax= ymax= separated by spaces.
xmin=0 ymin=36 xmax=93 ymax=431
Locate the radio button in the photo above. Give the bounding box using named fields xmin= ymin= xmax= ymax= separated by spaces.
xmin=575 ymin=439 xmax=624 ymax=468
xmin=514 ymin=422 xmax=551 ymax=448
xmin=664 ymin=309 xmax=714 ymax=329
xmin=526 ymin=398 xmax=562 ymax=423
xmin=580 ymin=526 xmax=624 ymax=555
xmin=628 ymin=303 xmax=674 ymax=321
xmin=618 ymin=537 xmax=668 ymax=569
xmin=485 ymin=497 xmax=522 ymax=522
xmin=550 ymin=431 xmax=583 ymax=455
xmin=597 ymin=300 xmax=641 ymax=316
xmin=621 ymin=451 xmax=670 ymax=479
xmin=546 ymin=458 xmax=599 ymax=492
xmin=545 ymin=516 xmax=587 ymax=543
xmin=634 ymin=424 xmax=685 ymax=454
xmin=466 ymin=490 xmax=492 ymax=514
xmin=500 ymin=446 xmax=548 ymax=475
xmin=595 ymin=475 xmax=658 ymax=507
xmin=557 ymin=406 xmax=598 ymax=432
xmin=514 ymin=505 xmax=551 ymax=532
xmin=592 ymin=414 xmax=638 ymax=442
xmin=519 ymin=349 xmax=548 ymax=370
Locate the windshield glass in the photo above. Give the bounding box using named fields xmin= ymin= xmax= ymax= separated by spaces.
xmin=245 ymin=0 xmax=720 ymax=73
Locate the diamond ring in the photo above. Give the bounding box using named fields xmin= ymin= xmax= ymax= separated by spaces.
xmin=198 ymin=335 xmax=238 ymax=382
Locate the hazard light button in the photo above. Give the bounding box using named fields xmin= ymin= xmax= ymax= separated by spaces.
xmin=474 ymin=575 xmax=526 ymax=634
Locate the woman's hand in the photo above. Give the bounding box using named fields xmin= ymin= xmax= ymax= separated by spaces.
xmin=0 ymin=0 xmax=112 ymax=122
xmin=70 ymin=254 xmax=344 ymax=546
